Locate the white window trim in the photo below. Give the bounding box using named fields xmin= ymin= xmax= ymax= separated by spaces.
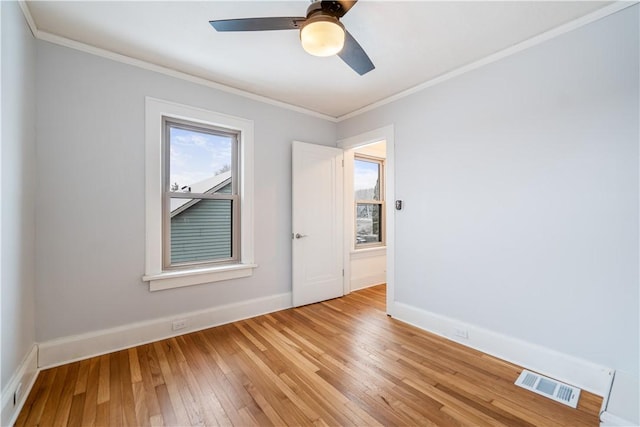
xmin=143 ymin=97 xmax=256 ymax=291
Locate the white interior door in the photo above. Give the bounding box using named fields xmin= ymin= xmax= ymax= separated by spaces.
xmin=292 ymin=141 xmax=343 ymax=307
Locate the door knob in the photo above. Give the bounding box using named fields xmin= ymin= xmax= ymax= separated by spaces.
xmin=295 ymin=233 xmax=308 ymax=239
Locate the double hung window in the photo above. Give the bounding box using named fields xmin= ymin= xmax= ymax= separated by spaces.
xmin=144 ymin=98 xmax=255 ymax=291
xmin=164 ymin=119 xmax=239 ymax=268
xmin=354 ymin=155 xmax=384 ymax=248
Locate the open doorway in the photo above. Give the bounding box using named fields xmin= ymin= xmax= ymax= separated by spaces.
xmin=338 ymin=125 xmax=395 ymax=315
xmin=348 ymin=142 xmax=387 ymax=290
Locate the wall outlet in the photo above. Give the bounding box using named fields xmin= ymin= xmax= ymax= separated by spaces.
xmin=13 ymin=382 xmax=23 ymax=406
xmin=172 ymin=319 xmax=187 ymax=331
xmin=454 ymin=327 xmax=469 ymax=339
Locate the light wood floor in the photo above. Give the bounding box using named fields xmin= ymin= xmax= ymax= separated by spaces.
xmin=17 ymin=285 xmax=601 ymax=426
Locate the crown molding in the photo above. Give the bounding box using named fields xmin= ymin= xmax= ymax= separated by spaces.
xmin=17 ymin=0 xmax=637 ymax=123
xmin=337 ymin=1 xmax=638 ymax=122
xmin=17 ymin=1 xmax=337 ymax=122
xmin=18 ymin=1 xmax=37 ymax=37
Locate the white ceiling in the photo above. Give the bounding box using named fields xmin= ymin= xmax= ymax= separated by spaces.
xmin=26 ymin=1 xmax=612 ymax=118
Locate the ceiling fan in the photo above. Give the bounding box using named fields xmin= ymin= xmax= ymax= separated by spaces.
xmin=209 ymin=0 xmax=375 ymax=75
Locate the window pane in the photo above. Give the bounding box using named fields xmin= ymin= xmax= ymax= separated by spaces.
xmin=169 ymin=125 xmax=233 ymax=195
xmin=170 ymin=198 xmax=232 ymax=263
xmin=356 ymin=203 xmax=382 ymax=244
xmin=354 ymin=159 xmax=380 ymax=200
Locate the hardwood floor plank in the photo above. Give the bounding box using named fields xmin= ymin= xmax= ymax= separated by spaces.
xmin=128 ymin=347 xmax=143 ymax=383
xmin=231 ymin=352 xmax=310 ymax=426
xmin=242 ymin=381 xmax=286 ymax=426
xmin=67 ymin=392 xmax=86 ymax=427
xmin=43 ymin=363 xmax=78 ymax=425
xmin=152 ymin=341 xmax=193 ymax=426
xmin=80 ymin=357 xmax=101 ymax=426
xmin=434 ymin=382 xmax=533 ymax=427
xmin=108 ymin=353 xmax=123 ymax=426
xmin=158 ymin=340 xmax=212 ymax=426
xmin=177 ymin=334 xmax=243 ymax=426
xmin=94 ymin=401 xmax=110 ymax=427
xmin=278 ymin=371 xmax=347 ymax=426
xmin=149 ymin=413 xmax=164 ymax=427
xmin=235 ymin=407 xmax=259 ymax=427
xmin=403 ymin=376 xmax=510 ymax=427
xmin=391 ymin=383 xmax=462 ymax=426
xmin=73 ymin=359 xmax=91 ymax=396
xmin=15 ymin=368 xmax=55 ymax=427
xmin=232 ymin=336 xmax=320 ymax=423
xmin=251 ymin=320 xmax=321 ymax=373
xmin=136 ymin=344 xmax=163 ymax=419
xmin=173 ymin=341 xmax=231 ymax=426
xmin=235 ymin=322 xmax=268 ymax=352
xmin=174 ymin=345 xmax=221 ymax=425
xmin=96 ymin=354 xmax=110 ymax=405
xmin=199 ymin=331 xmax=271 ymax=425
xmin=132 ymin=381 xmax=151 ymax=427
xmin=119 ymin=350 xmax=139 ymax=427
xmin=17 ymin=285 xmax=602 ymax=426
xmin=154 ymin=383 xmax=178 ymax=426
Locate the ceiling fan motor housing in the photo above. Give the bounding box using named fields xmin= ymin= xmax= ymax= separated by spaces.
xmin=302 ymin=0 xmax=348 ymax=32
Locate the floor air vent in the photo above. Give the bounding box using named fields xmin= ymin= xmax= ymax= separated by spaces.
xmin=514 ymin=370 xmax=581 ymax=408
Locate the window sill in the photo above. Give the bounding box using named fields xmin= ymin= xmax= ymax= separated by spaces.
xmin=351 ymin=246 xmax=387 ymax=259
xmin=143 ymin=263 xmax=258 ymax=291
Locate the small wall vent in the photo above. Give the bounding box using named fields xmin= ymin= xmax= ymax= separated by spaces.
xmin=514 ymin=370 xmax=581 ymax=408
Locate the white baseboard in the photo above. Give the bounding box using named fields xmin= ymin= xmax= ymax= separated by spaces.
xmin=39 ymin=292 xmax=292 ymax=369
xmin=350 ymin=273 xmax=386 ymax=291
xmin=392 ymin=302 xmax=614 ymax=397
xmin=600 ymin=370 xmax=639 ymax=426
xmin=600 ymin=411 xmax=638 ymax=427
xmin=1 ymin=344 xmax=39 ymax=427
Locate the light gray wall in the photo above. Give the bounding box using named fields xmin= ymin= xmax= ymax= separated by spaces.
xmin=339 ymin=6 xmax=639 ymax=379
xmin=1 ymin=1 xmax=37 ymax=388
xmin=35 ymin=42 xmax=336 ymax=341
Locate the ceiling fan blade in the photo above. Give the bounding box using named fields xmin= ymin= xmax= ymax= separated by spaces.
xmin=335 ymin=1 xmax=358 ymax=17
xmin=338 ymin=30 xmax=374 ymax=75
xmin=210 ymin=17 xmax=305 ymax=32
xmin=320 ymin=1 xmax=358 ymax=18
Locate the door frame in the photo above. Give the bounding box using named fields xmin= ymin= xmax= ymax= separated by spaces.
xmin=337 ymin=125 xmax=395 ymax=316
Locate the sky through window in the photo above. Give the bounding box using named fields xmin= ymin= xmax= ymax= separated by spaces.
xmin=169 ymin=127 xmax=232 ymax=190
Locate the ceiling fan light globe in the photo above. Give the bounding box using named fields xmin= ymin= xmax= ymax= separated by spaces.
xmin=300 ymin=18 xmax=345 ymax=57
